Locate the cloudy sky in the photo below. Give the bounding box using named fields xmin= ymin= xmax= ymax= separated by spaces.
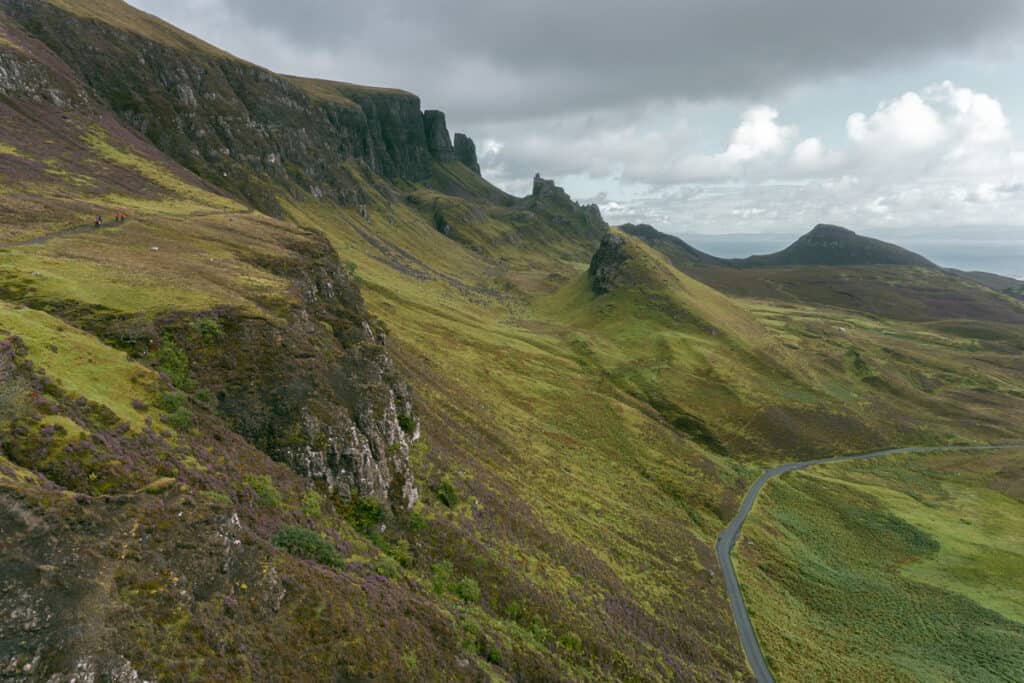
xmin=128 ymin=0 xmax=1024 ymax=270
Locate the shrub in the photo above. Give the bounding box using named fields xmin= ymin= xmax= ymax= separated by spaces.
xmin=301 ymin=490 xmax=324 ymax=519
xmin=192 ymin=317 xmax=223 ymax=343
xmin=155 ymin=391 xmax=186 ymax=412
xmin=157 ymin=337 xmax=194 ymax=391
xmin=272 ymin=525 xmax=343 ymax=568
xmin=454 ymin=577 xmax=481 ymax=603
xmin=504 ymin=600 xmax=524 ymax=621
xmin=347 ymin=497 xmax=386 ymax=534
xmin=431 ymin=560 xmax=454 ymax=595
xmin=529 ymin=616 xmax=552 ymax=645
xmin=408 ymin=511 xmax=427 ymax=531
xmin=478 ymin=638 xmax=503 ymax=665
xmin=374 ymin=554 xmax=401 ymax=579
xmin=386 ymin=539 xmax=413 ymax=568
xmin=397 ymin=414 xmax=416 ymax=435
xmin=245 ymin=473 xmax=282 ymax=509
xmin=558 ymin=631 xmax=583 ymax=654
xmin=165 ymin=406 xmax=193 ymax=432
xmin=400 ymin=652 xmax=418 ymax=674
xmin=437 ymin=477 xmax=458 ymax=507
xmin=201 ymin=490 xmax=233 ymax=507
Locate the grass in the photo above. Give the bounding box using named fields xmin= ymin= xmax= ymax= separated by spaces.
xmin=276 ymin=179 xmax=1024 ymax=679
xmin=42 ymin=0 xmax=235 ymax=59
xmin=83 ymin=128 xmax=240 ymax=213
xmin=0 ymin=33 xmax=1021 ymax=675
xmin=0 ymin=300 xmax=161 ymax=428
xmin=735 ymin=449 xmax=1024 ymax=682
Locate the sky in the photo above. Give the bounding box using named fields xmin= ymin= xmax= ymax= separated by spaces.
xmin=127 ymin=0 xmax=1024 ymax=273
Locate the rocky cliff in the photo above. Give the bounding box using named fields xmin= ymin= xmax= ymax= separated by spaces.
xmin=0 ymin=0 xmax=468 ymax=214
xmin=423 ymin=109 xmax=456 ymax=163
xmin=588 ymin=231 xmax=630 ymax=294
xmin=453 ymin=132 xmax=481 ymax=174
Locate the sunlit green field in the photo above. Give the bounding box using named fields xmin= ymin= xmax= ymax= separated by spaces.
xmin=736 ymin=449 xmax=1024 ymax=682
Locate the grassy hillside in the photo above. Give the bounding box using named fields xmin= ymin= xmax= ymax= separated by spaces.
xmin=735 ymin=449 xmax=1024 ymax=681
xmin=1 ymin=2 xmax=1023 ymax=681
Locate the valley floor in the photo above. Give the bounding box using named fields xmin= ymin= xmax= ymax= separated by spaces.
xmin=735 ymin=448 xmax=1024 ymax=682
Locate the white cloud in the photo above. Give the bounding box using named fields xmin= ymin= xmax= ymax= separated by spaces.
xmin=933 ymin=81 xmax=1010 ymax=144
xmin=846 ymin=92 xmax=947 ymax=150
xmin=723 ymin=106 xmax=796 ymax=162
xmin=478 ymin=82 xmax=1024 ymax=241
xmin=792 ymin=137 xmax=825 ymax=167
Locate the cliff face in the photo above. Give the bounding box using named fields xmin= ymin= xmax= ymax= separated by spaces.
xmin=0 ymin=0 xmax=457 ymax=214
xmin=453 ymin=132 xmax=481 ymax=174
xmin=423 ymin=109 xmax=456 ymax=162
xmin=182 ymin=234 xmax=421 ymax=507
xmin=588 ymin=231 xmax=630 ymax=294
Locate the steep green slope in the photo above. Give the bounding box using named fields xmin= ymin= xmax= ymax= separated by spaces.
xmin=0 ymin=2 xmax=1023 ymax=682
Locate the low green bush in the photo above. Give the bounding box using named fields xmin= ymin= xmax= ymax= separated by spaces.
xmin=397 ymin=414 xmax=416 ymax=435
xmin=301 ymin=490 xmax=324 ymax=518
xmin=437 ymin=477 xmax=458 ymax=507
xmin=272 ymin=525 xmax=343 ymax=568
xmin=374 ymin=554 xmax=401 ymax=578
xmin=245 ymin=473 xmax=282 ymax=509
xmin=454 ymin=577 xmax=481 ymax=603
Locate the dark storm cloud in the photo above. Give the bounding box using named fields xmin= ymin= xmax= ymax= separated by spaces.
xmin=171 ymin=0 xmax=1024 ymax=122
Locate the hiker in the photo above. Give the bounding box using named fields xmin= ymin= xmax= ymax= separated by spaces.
xmin=95 ymin=215 xmax=103 ymax=227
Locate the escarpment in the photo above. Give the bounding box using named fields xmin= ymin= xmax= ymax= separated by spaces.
xmin=148 ymin=235 xmax=421 ymax=509
xmin=0 ymin=0 xmax=465 ymax=214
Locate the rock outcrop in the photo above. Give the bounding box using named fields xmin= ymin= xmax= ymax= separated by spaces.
xmin=589 ymin=231 xmax=630 ymax=294
xmin=423 ymin=109 xmax=456 ymax=163
xmin=453 ymin=132 xmax=481 ymax=174
xmin=167 ymin=234 xmax=421 ymax=508
xmin=532 ymin=173 xmax=572 ymax=202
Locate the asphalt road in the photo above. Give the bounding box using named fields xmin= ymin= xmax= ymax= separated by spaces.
xmin=716 ymin=443 xmax=1024 ymax=683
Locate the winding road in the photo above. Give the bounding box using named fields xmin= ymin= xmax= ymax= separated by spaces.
xmin=716 ymin=443 xmax=1024 ymax=683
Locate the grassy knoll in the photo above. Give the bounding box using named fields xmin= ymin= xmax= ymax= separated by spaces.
xmin=735 ymin=449 xmax=1024 ymax=682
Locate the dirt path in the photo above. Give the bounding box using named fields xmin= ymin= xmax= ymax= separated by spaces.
xmin=716 ymin=443 xmax=1024 ymax=683
xmin=0 ymin=209 xmax=246 ymax=250
xmin=0 ymin=219 xmax=126 ymax=249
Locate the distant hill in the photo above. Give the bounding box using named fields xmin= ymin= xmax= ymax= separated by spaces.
xmin=622 ymin=223 xmax=1024 ymax=323
xmin=737 ymin=224 xmax=935 ymax=268
xmin=619 ymin=223 xmax=725 ymax=268
xmin=621 ymin=223 xmax=936 ymax=269
xmin=948 ymin=269 xmax=1024 ymax=300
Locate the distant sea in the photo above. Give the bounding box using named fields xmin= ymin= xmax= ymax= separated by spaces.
xmin=682 ymin=234 xmax=1024 ymax=280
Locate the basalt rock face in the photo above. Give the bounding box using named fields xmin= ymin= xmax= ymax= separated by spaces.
xmin=453 ymin=132 xmax=481 ymax=174
xmin=526 ymin=174 xmax=607 ymax=246
xmin=165 ymin=234 xmax=420 ymax=508
xmin=532 ymin=173 xmax=572 ymax=202
xmin=0 ymin=0 xmax=439 ymax=214
xmin=0 ymin=19 xmax=90 ymax=108
xmin=423 ymin=109 xmax=456 ymax=163
xmin=589 ymin=231 xmax=630 ymax=295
